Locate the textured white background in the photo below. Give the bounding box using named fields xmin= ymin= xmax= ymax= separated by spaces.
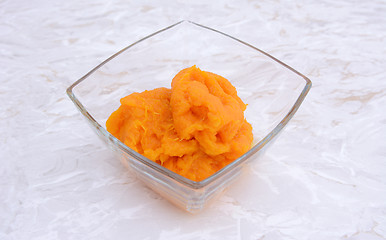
xmin=1 ymin=0 xmax=386 ymax=239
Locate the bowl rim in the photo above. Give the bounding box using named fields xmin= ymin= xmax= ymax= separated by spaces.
xmin=66 ymin=20 xmax=312 ymax=189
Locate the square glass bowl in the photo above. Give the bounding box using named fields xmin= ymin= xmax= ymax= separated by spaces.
xmin=67 ymin=20 xmax=311 ymax=213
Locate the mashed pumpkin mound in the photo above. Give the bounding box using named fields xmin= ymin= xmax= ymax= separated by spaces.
xmin=106 ymin=66 xmax=253 ymax=181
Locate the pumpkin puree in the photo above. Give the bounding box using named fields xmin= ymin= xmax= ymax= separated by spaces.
xmin=106 ymin=66 xmax=253 ymax=181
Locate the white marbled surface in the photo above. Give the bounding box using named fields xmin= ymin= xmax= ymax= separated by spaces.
xmin=1 ymin=0 xmax=386 ymax=239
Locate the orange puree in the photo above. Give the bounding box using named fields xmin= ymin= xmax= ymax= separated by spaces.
xmin=106 ymin=66 xmax=253 ymax=181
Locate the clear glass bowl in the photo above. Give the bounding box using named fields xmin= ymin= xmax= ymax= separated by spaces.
xmin=66 ymin=20 xmax=311 ymax=214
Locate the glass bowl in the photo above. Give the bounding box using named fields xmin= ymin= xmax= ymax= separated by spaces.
xmin=66 ymin=20 xmax=311 ymax=214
